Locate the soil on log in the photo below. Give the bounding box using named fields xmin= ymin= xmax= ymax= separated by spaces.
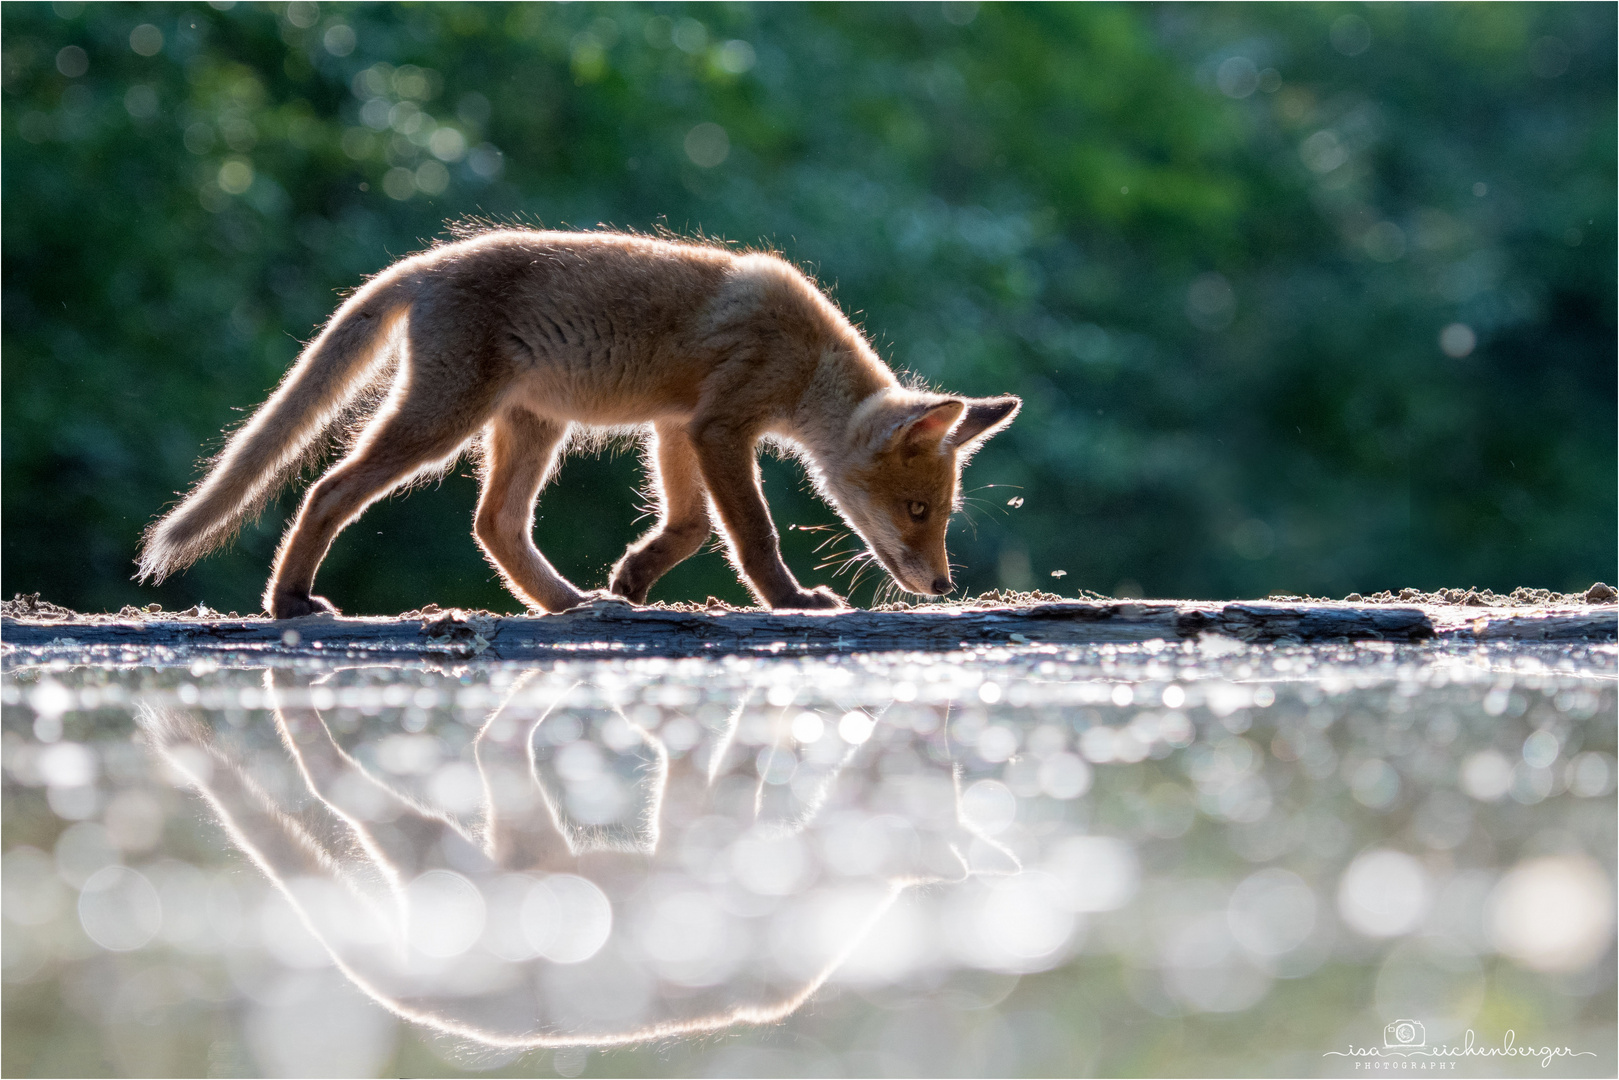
xmin=3 ymin=592 xmax=1613 ymax=664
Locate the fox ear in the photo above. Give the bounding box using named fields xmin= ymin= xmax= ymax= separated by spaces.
xmin=893 ymin=399 xmax=966 ymax=453
xmin=947 ymin=396 xmax=1021 ymax=449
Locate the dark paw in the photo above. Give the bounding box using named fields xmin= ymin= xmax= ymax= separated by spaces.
xmin=607 ymin=568 xmax=651 ymax=606
xmin=775 ymin=586 xmax=846 ymax=611
xmin=269 ymin=593 xmax=339 ymax=620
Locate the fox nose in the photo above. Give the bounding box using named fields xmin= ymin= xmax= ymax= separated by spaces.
xmin=931 ymin=575 xmax=953 ymax=595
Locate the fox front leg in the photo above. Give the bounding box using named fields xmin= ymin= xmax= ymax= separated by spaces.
xmin=609 ymin=422 xmax=713 ymax=605
xmin=690 ymin=423 xmax=844 ymax=611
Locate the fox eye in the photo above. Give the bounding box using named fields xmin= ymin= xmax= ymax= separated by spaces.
xmin=907 ymin=501 xmax=928 ymax=521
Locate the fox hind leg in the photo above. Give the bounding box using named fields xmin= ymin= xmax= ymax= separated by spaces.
xmin=265 ymin=381 xmax=494 ymax=619
xmin=473 ymin=407 xmax=590 ymax=613
xmin=609 ymin=421 xmax=713 ymax=605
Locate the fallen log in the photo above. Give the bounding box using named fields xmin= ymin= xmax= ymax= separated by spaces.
xmin=2 ymin=598 xmax=1612 ymax=664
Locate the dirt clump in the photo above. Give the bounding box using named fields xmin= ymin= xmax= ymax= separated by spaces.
xmin=867 ymin=588 xmax=1075 ymax=612
xmin=1 ymin=597 xmax=255 ymax=622
xmin=1 ymin=593 xmax=78 ymax=620
xmin=1341 ymin=585 xmax=1614 ymax=607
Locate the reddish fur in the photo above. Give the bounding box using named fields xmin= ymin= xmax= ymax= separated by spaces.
xmin=137 ymin=230 xmax=1020 ymax=618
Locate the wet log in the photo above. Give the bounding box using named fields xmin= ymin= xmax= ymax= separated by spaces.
xmin=2 ymin=599 xmax=1612 ymax=664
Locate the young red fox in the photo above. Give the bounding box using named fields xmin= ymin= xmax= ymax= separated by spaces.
xmin=137 ymin=230 xmax=1020 ymax=618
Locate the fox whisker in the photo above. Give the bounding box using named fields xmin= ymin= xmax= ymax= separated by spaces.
xmin=820 ymin=550 xmax=872 ymax=578
xmin=816 ymin=557 xmax=861 ymax=576
xmin=847 ymin=556 xmax=881 ymax=596
xmin=812 ymin=530 xmax=854 ymax=556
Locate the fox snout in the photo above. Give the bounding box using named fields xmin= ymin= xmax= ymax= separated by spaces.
xmin=885 ymin=549 xmax=952 ymax=596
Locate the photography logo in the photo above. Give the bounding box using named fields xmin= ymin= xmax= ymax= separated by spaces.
xmin=1384 ymin=1019 xmax=1424 ymax=1050
xmin=1325 ymin=1017 xmax=1596 ymax=1070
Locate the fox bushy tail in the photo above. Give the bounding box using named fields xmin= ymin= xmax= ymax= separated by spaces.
xmin=137 ymin=273 xmax=419 ymax=584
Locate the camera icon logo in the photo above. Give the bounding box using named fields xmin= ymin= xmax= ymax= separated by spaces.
xmin=1385 ymin=1019 xmax=1426 ymax=1049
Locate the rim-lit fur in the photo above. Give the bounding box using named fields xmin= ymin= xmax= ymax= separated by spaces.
xmin=137 ymin=229 xmax=1021 ymax=617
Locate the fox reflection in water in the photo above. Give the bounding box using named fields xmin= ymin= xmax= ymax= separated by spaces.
xmin=137 ymin=669 xmax=1019 ymax=1048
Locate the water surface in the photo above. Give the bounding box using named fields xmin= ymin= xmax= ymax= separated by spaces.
xmin=3 ymin=640 xmax=1614 ymax=1076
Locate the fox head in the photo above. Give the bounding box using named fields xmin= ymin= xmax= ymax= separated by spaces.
xmin=825 ymin=391 xmax=1021 ymax=598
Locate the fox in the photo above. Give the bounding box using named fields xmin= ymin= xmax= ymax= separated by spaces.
xmin=137 ymin=229 xmax=1020 ymax=619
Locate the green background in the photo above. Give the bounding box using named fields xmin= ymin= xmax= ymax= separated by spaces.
xmin=3 ymin=2 xmax=1614 ymax=615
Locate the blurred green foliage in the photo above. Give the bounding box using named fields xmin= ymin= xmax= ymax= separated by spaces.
xmin=2 ymin=2 xmax=1613 ymax=615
